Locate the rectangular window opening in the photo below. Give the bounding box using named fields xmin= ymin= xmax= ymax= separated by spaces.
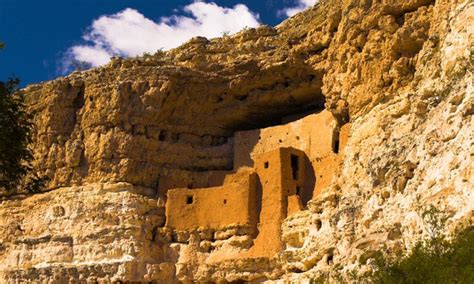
xmin=334 ymin=139 xmax=340 ymax=154
xmin=291 ymin=154 xmax=299 ymax=180
xmin=296 ymin=186 xmax=301 ymax=196
xmin=264 ymin=161 xmax=269 ymax=169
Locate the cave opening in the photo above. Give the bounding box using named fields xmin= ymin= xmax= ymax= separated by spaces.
xmin=234 ymin=102 xmax=326 ymax=132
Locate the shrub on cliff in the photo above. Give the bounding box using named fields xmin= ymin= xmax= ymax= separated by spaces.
xmin=372 ymin=226 xmax=474 ymax=283
xmin=0 ymin=43 xmax=42 ymax=193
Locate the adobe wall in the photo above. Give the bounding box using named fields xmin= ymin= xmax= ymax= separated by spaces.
xmin=280 ymin=149 xmax=306 ymax=216
xmin=234 ymin=110 xmax=338 ymax=169
xmin=234 ymin=110 xmax=344 ymax=203
xmin=245 ymin=148 xmax=305 ymax=258
xmin=313 ymin=122 xmax=351 ymax=196
xmin=157 ymin=169 xmax=229 ymax=197
xmin=165 ymin=168 xmax=258 ymax=231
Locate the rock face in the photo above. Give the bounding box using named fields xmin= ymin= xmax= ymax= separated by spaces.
xmin=0 ymin=0 xmax=473 ymax=282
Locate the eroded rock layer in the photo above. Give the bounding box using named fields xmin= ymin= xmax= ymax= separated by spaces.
xmin=0 ymin=0 xmax=472 ymax=282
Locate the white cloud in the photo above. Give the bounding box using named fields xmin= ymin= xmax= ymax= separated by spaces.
xmin=65 ymin=2 xmax=260 ymax=69
xmin=70 ymin=46 xmax=111 ymax=67
xmin=282 ymin=0 xmax=318 ymax=17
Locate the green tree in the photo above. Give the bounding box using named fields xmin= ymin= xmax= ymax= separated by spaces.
xmin=372 ymin=225 xmax=474 ymax=284
xmin=0 ymin=43 xmax=39 ymax=193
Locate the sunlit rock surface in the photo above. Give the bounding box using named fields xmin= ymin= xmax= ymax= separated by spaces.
xmin=0 ymin=0 xmax=472 ymax=282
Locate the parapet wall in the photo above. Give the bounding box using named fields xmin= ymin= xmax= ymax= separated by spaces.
xmin=165 ymin=168 xmax=258 ymax=231
xmin=234 ymin=110 xmax=338 ymax=169
xmin=157 ymin=168 xmax=228 ymax=197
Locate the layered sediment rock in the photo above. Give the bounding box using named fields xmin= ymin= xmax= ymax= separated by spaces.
xmin=0 ymin=0 xmax=472 ymax=282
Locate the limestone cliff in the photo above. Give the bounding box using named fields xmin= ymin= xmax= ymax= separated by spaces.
xmin=0 ymin=0 xmax=472 ymax=282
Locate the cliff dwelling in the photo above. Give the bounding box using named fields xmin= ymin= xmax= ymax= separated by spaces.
xmin=165 ymin=109 xmax=350 ymax=260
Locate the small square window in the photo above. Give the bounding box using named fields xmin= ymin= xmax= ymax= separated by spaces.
xmin=158 ymin=131 xmax=166 ymax=141
xmin=264 ymin=161 xmax=269 ymax=168
xmin=223 ymin=199 xmax=227 ymax=205
xmin=186 ymin=196 xmax=193 ymax=205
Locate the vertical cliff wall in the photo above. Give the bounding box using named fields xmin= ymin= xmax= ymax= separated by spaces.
xmin=0 ymin=0 xmax=472 ymax=282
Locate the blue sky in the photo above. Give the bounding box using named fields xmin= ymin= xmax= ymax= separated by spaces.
xmin=0 ymin=0 xmax=316 ymax=87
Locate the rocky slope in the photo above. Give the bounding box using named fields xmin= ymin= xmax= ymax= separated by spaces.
xmin=0 ymin=0 xmax=472 ymax=282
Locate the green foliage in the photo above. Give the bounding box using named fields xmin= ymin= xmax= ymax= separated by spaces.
xmin=0 ymin=78 xmax=34 ymax=191
xmin=0 ymin=42 xmax=44 ymax=193
xmin=422 ymin=205 xmax=449 ymax=239
xmin=372 ymin=226 xmax=474 ymax=284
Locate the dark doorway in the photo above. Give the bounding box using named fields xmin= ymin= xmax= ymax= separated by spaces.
xmin=333 ymin=128 xmax=341 ymax=154
xmin=333 ymin=138 xmax=340 ymax=154
xmin=291 ymin=155 xmax=299 ymax=180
